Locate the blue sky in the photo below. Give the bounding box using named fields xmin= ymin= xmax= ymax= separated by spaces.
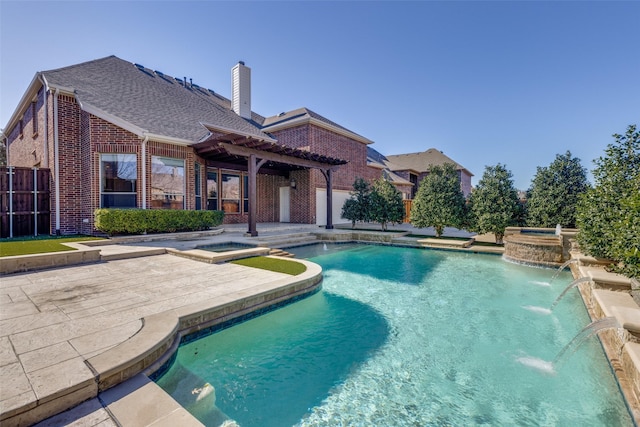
xmin=1 ymin=1 xmax=638 ymax=190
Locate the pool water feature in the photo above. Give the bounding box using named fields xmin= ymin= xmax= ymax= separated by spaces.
xmin=156 ymin=244 xmax=633 ymax=426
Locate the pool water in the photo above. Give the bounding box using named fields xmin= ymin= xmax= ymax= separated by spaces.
xmin=156 ymin=244 xmax=633 ymax=426
xmin=199 ymin=242 xmax=256 ymax=252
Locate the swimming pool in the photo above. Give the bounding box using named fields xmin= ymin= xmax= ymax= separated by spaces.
xmin=155 ymin=244 xmax=633 ymax=426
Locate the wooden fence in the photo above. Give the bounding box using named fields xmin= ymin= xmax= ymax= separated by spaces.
xmin=0 ymin=167 xmax=51 ymax=238
xmin=403 ymin=199 xmax=412 ymax=223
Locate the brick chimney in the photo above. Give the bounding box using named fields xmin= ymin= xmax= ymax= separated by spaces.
xmin=231 ymin=61 xmax=251 ymax=119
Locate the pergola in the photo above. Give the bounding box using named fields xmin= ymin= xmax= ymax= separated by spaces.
xmin=193 ymin=131 xmax=348 ymax=237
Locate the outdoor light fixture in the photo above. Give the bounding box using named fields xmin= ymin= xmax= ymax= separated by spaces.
xmin=290 ymin=178 xmax=297 ymax=189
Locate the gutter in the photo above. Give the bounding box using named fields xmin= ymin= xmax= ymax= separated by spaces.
xmin=40 ymin=75 xmax=50 ymax=168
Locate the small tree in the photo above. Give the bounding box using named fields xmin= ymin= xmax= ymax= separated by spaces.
xmin=369 ymin=178 xmax=404 ymax=231
xmin=469 ymin=164 xmax=519 ymax=244
xmin=341 ymin=177 xmax=371 ymax=228
xmin=577 ymin=124 xmax=639 ymax=278
xmin=526 ymin=151 xmax=589 ymax=228
xmin=410 ymin=163 xmax=466 ymax=237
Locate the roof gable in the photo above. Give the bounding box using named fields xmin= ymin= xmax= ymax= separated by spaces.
xmin=262 ymin=107 xmax=373 ymax=145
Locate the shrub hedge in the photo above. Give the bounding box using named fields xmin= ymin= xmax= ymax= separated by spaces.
xmin=94 ymin=209 xmax=224 ymax=235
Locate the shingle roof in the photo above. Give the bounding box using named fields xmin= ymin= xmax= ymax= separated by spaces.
xmin=385 ymin=148 xmax=473 ymax=176
xmin=41 ymin=56 xmax=271 ymax=143
xmin=366 ymin=147 xmax=412 ymax=185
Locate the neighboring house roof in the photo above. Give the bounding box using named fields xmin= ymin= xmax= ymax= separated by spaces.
xmin=366 ymin=147 xmax=412 ymax=185
xmin=38 ymin=56 xmax=273 ymax=144
xmin=385 ymin=148 xmax=473 ymax=176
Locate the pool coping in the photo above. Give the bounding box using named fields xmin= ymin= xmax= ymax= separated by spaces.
xmin=572 ymin=258 xmax=640 ymax=424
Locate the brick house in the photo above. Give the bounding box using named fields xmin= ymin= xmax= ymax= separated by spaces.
xmin=2 ymin=56 xmax=380 ymax=235
xmin=2 ymin=56 xmax=472 ymax=236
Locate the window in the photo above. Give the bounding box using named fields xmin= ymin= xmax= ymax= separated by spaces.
xmin=195 ymin=163 xmax=202 ymax=210
xmin=221 ymin=173 xmax=240 ymax=213
xmin=101 ymin=154 xmax=137 ymax=208
xmin=409 ymin=173 xmax=418 ymax=199
xmin=32 ymin=102 xmax=38 ymax=136
xmin=243 ymin=175 xmax=249 ymax=213
xmin=207 ymin=168 xmax=218 ymax=210
xmin=151 ymin=156 xmax=184 ymax=209
xmin=19 ymin=119 xmax=23 ymax=138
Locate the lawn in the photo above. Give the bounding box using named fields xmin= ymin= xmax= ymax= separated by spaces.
xmin=231 ymin=256 xmax=307 ymax=275
xmin=0 ymin=236 xmax=104 ymax=257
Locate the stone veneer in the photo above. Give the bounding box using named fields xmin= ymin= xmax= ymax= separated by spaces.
xmin=503 ymin=227 xmax=577 ymax=267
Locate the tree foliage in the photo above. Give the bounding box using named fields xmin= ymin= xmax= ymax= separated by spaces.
xmin=369 ymin=178 xmax=405 ymax=231
xmin=576 ymin=124 xmax=640 ymax=278
xmin=526 ymin=151 xmax=589 ymax=228
xmin=341 ymin=177 xmax=372 ymax=228
xmin=468 ymin=164 xmax=519 ymax=244
xmin=410 ymin=163 xmax=466 ymax=237
xmin=0 ymin=141 xmax=6 ymax=166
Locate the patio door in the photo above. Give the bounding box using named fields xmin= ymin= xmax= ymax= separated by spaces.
xmin=279 ymin=186 xmax=290 ymax=222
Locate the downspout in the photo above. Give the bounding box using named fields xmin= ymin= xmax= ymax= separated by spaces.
xmin=41 ymin=76 xmax=49 ymax=168
xmin=53 ymin=88 xmax=60 ymax=234
xmin=141 ymin=134 xmax=148 ymax=209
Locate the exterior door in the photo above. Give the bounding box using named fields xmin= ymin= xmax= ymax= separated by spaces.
xmin=279 ymin=186 xmax=290 ymax=222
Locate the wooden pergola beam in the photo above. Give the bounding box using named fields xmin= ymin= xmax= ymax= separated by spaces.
xmin=218 ymin=142 xmax=344 ymax=171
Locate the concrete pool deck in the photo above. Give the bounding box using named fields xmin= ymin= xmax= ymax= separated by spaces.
xmin=0 ymin=234 xmax=323 ymax=426
xmin=0 ymin=223 xmax=502 ymax=426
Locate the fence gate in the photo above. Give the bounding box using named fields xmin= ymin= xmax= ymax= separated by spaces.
xmin=0 ymin=167 xmax=51 ymax=238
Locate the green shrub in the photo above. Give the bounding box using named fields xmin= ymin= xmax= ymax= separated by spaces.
xmin=576 ymin=124 xmax=639 ymax=279
xmin=94 ymin=209 xmax=224 ymax=235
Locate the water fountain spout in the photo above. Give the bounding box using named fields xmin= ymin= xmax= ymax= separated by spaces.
xmin=553 ymin=317 xmax=621 ymax=367
xmin=518 ymin=317 xmax=622 ymax=374
xmin=550 ymin=277 xmax=592 ymax=310
xmin=550 ymin=259 xmax=578 ymax=283
xmin=323 ymin=243 xmax=328 ymax=251
xmin=555 ymin=224 xmax=562 ymax=236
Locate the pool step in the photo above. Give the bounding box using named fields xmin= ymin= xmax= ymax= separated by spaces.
xmin=269 ymin=249 xmax=295 ymax=258
xmin=255 ymin=232 xmax=318 ymax=248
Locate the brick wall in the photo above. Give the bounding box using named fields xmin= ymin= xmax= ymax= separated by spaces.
xmin=7 ymin=88 xmax=380 ymax=233
xmin=272 ymin=123 xmax=381 ymax=223
xmin=53 ymin=95 xmax=81 ymax=234
xmin=7 ymin=89 xmax=47 ymax=168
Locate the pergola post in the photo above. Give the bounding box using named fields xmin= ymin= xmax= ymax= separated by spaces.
xmin=247 ymin=154 xmax=266 ymax=237
xmin=321 ymin=169 xmax=334 ymax=230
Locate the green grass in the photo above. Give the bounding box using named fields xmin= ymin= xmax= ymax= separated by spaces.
xmin=0 ymin=236 xmax=104 ymax=257
xmin=231 ymin=256 xmax=307 ymax=275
